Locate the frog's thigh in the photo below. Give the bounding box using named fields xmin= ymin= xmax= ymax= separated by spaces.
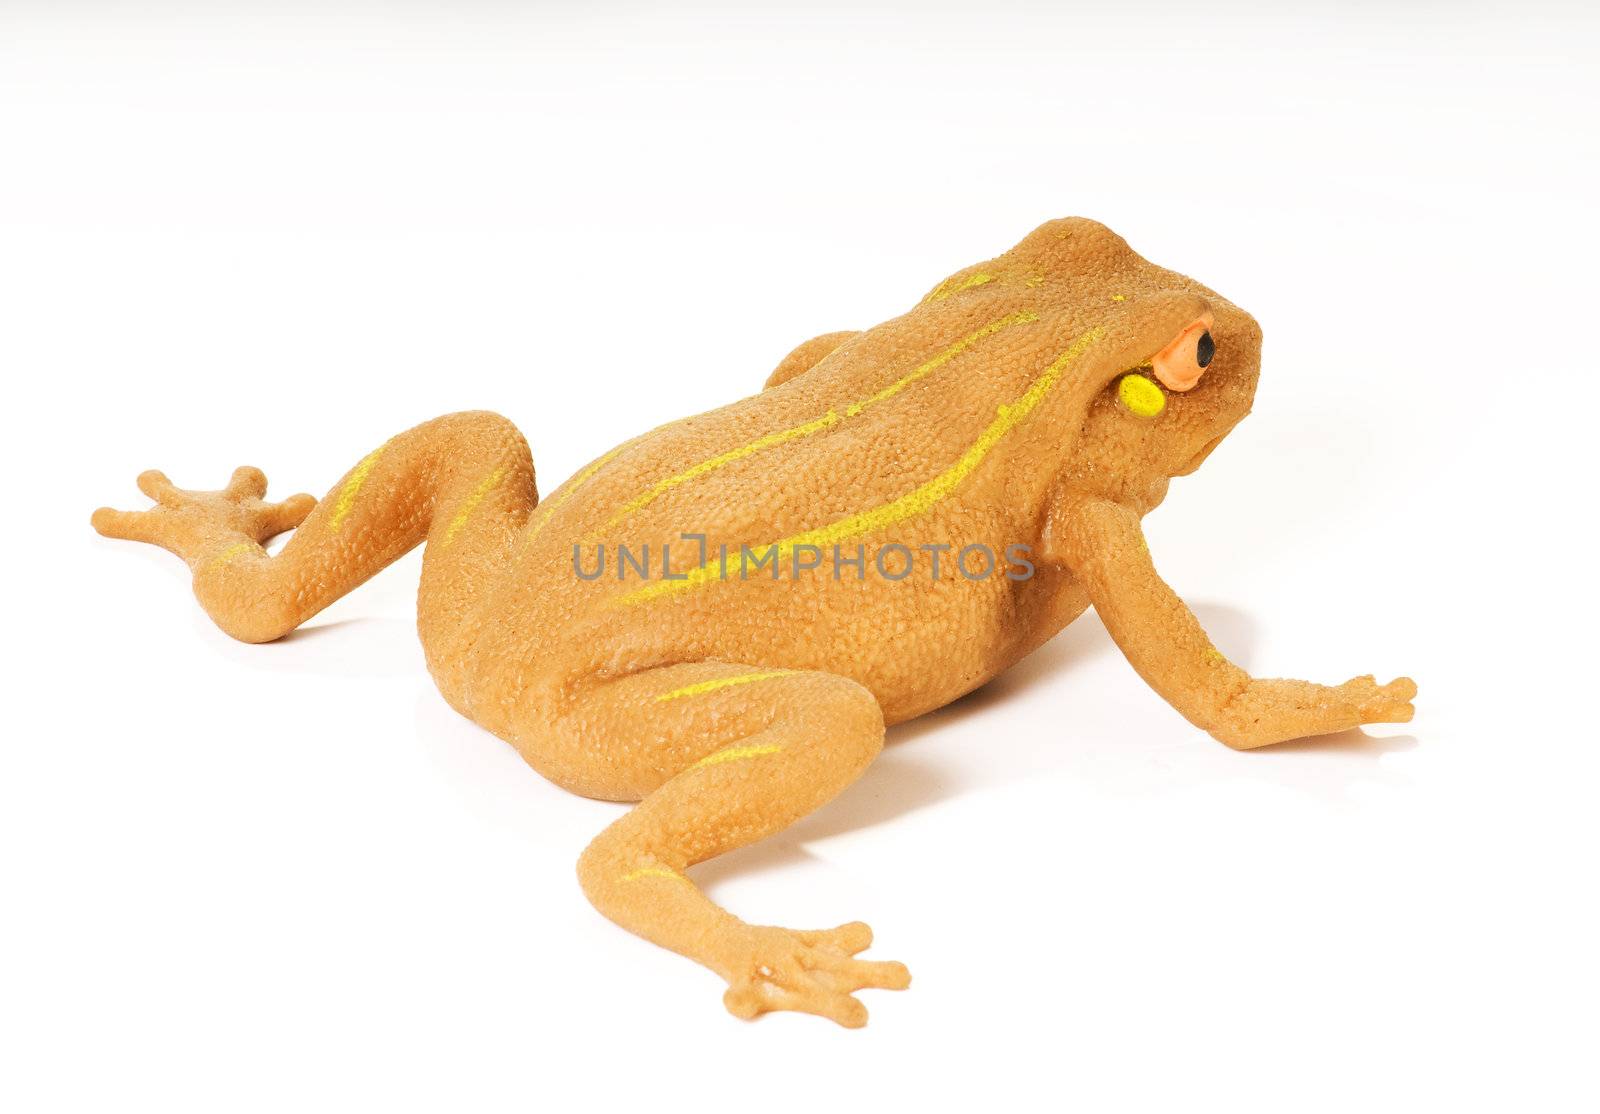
xmin=520 ymin=662 xmax=877 ymax=803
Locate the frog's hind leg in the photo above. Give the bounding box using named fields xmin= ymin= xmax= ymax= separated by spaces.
xmin=91 ymin=411 xmax=536 ymax=653
xmin=531 ymin=663 xmax=909 ymax=1027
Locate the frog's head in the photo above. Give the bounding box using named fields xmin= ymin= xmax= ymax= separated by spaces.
xmin=1016 ymin=219 xmax=1263 ymax=512
xmin=1076 ymin=288 xmax=1261 ymax=508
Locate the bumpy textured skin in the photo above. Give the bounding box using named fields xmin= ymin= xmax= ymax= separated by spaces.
xmin=91 ymin=218 xmax=1415 ymax=1027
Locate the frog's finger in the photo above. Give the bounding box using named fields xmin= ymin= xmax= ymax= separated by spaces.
xmin=225 ymin=465 xmax=268 ymax=500
xmin=136 ymin=469 xmax=182 ymax=507
xmin=91 ymin=506 xmax=161 ymax=543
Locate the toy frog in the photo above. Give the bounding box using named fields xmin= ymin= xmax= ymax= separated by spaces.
xmin=91 ymin=218 xmax=1416 ymax=1027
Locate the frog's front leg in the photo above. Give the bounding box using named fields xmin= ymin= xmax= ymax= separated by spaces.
xmin=1045 ymin=497 xmax=1416 ymax=749
xmin=525 ymin=664 xmax=909 ymax=1027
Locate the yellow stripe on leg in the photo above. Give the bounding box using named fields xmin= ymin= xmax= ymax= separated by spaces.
xmin=441 ymin=467 xmax=507 ymax=547
xmin=654 ymin=669 xmax=795 ymax=703
xmin=328 ymin=442 xmax=388 ymax=531
xmin=207 ymin=541 xmax=259 ymax=570
xmin=692 ymin=743 xmax=784 ymax=769
xmin=618 ymin=866 xmax=687 ymax=884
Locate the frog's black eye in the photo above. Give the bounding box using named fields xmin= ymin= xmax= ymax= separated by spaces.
xmin=1196 ymin=330 xmax=1215 ymax=368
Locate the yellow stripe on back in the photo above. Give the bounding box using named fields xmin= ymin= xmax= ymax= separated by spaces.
xmin=599 ymin=311 xmax=1038 ymax=531
xmin=922 ymin=271 xmax=997 ymax=303
xmin=618 ymin=325 xmax=1105 ymax=607
xmin=523 ymin=443 xmax=630 ymax=545
xmin=605 ymin=412 xmax=842 ymax=528
xmin=842 ymin=310 xmax=1036 ymax=417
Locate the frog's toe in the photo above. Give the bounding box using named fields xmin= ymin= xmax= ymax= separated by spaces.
xmin=1341 ymin=674 xmax=1415 ymax=725
xmin=135 ymin=469 xmax=182 ymax=506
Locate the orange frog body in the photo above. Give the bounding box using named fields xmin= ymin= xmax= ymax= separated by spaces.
xmin=92 ymin=218 xmax=1415 ymax=1027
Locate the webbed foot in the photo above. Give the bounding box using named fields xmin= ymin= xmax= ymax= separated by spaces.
xmin=1213 ymin=674 xmax=1418 ymax=749
xmin=718 ymin=921 xmax=911 ymax=1028
xmin=92 ymin=466 xmax=315 ymax=564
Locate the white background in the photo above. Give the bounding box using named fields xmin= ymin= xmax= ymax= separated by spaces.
xmin=3 ymin=2 xmax=1596 ymax=1110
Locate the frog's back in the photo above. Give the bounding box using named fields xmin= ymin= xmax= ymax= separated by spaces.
xmin=530 ymin=219 xmax=1222 ymax=559
xmin=478 ymin=218 xmax=1240 ymax=706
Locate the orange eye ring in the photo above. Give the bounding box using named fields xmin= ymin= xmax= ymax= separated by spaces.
xmin=1151 ymin=312 xmax=1216 ymax=392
